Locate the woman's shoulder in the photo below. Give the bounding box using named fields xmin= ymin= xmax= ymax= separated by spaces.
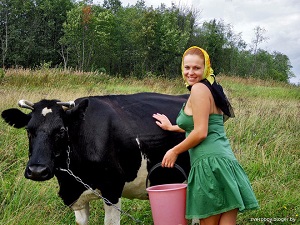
xmin=190 ymin=82 xmax=211 ymax=95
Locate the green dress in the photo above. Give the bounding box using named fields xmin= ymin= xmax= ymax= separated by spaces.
xmin=176 ymin=105 xmax=259 ymax=219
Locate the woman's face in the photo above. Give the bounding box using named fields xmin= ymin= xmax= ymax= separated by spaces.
xmin=183 ymin=54 xmax=205 ymax=86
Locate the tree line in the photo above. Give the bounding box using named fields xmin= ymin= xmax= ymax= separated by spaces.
xmin=0 ymin=0 xmax=294 ymax=82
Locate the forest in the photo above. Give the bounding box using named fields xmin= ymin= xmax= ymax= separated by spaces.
xmin=0 ymin=0 xmax=295 ymax=82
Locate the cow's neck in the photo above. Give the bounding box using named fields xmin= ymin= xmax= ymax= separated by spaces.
xmin=56 ymin=126 xmax=73 ymax=172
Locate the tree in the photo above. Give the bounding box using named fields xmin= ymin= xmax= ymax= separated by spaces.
xmin=251 ymin=26 xmax=268 ymax=55
xmin=0 ymin=0 xmax=35 ymax=67
xmin=0 ymin=0 xmax=73 ymax=68
xmin=0 ymin=0 xmax=8 ymax=68
xmin=249 ymin=26 xmax=269 ymax=76
xmin=103 ymin=0 xmax=121 ymax=13
xmin=272 ymin=51 xmax=294 ymax=81
xmin=60 ymin=2 xmax=98 ymax=70
xmin=193 ymin=20 xmax=228 ymax=74
xmin=0 ymin=1 xmax=294 ymax=82
xmin=157 ymin=4 xmax=191 ymax=76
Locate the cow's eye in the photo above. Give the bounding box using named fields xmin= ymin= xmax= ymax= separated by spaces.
xmin=60 ymin=127 xmax=66 ymax=133
xmin=55 ymin=127 xmax=66 ymax=140
xmin=60 ymin=127 xmax=66 ymax=136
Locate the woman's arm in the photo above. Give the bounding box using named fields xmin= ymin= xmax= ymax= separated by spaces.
xmin=152 ymin=113 xmax=185 ymax=133
xmin=162 ymin=83 xmax=211 ymax=167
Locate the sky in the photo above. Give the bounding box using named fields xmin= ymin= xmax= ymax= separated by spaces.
xmin=95 ymin=0 xmax=300 ymax=84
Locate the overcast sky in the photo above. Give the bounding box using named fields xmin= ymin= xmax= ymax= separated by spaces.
xmin=95 ymin=0 xmax=300 ymax=84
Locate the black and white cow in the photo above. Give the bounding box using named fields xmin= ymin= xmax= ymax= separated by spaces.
xmin=2 ymin=92 xmax=190 ymax=225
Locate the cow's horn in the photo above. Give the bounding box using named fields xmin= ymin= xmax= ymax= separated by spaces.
xmin=18 ymin=99 xmax=34 ymax=110
xmin=57 ymin=101 xmax=75 ymax=108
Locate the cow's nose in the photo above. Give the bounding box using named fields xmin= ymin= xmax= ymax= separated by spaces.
xmin=25 ymin=165 xmax=51 ymax=181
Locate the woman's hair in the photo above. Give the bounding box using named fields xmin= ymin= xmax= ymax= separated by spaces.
xmin=183 ymin=47 xmax=205 ymax=60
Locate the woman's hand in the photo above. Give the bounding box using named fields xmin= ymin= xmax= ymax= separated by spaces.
xmin=162 ymin=149 xmax=178 ymax=168
xmin=152 ymin=113 xmax=173 ymax=131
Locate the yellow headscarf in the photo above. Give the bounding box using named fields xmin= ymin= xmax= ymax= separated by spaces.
xmin=182 ymin=46 xmax=215 ymax=87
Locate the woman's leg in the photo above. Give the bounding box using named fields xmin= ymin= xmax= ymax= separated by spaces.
xmin=199 ymin=208 xmax=238 ymax=225
xmin=219 ymin=208 xmax=238 ymax=225
xmin=199 ymin=213 xmax=221 ymax=225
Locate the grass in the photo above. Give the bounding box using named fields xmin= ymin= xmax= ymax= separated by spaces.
xmin=0 ymin=69 xmax=299 ymax=225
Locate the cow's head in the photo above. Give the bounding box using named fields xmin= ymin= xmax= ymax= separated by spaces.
xmin=1 ymin=99 xmax=88 ymax=181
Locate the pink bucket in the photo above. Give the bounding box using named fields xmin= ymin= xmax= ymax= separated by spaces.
xmin=147 ymin=183 xmax=187 ymax=225
xmin=146 ymin=163 xmax=188 ymax=225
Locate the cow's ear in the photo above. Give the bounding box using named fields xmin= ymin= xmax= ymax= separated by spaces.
xmin=1 ymin=108 xmax=31 ymax=128
xmin=66 ymin=99 xmax=89 ymax=121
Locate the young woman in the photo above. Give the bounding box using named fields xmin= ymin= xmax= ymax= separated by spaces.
xmin=153 ymin=46 xmax=259 ymax=225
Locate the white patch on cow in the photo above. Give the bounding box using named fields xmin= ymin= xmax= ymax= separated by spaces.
xmin=71 ymin=189 xmax=100 ymax=211
xmin=122 ymin=156 xmax=148 ymax=200
xmin=41 ymin=107 xmax=52 ymax=116
xmin=73 ymin=193 xmax=121 ymax=225
xmin=74 ymin=203 xmax=89 ymax=225
xmin=104 ymin=199 xmax=121 ymax=225
xmin=135 ymin=137 xmax=141 ymax=149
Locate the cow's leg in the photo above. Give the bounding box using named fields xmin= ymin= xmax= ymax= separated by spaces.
xmin=191 ymin=218 xmax=200 ymax=225
xmin=104 ymin=198 xmax=121 ymax=225
xmin=74 ymin=203 xmax=90 ymax=225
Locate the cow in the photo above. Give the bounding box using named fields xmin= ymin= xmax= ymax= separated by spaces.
xmin=1 ymin=92 xmax=190 ymax=225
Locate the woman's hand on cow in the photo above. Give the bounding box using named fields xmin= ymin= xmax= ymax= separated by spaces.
xmin=153 ymin=113 xmax=185 ymax=133
xmin=161 ymin=149 xmax=178 ymax=168
xmin=152 ymin=113 xmax=172 ymax=131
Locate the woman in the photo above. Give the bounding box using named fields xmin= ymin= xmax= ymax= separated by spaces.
xmin=152 ymin=46 xmax=259 ymax=225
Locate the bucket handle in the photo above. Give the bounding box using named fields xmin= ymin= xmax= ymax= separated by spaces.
xmin=146 ymin=162 xmax=188 ymax=188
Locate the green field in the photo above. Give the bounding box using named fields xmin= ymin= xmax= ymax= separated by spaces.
xmin=0 ymin=69 xmax=299 ymax=225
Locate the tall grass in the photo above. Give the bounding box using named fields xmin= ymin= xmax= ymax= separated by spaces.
xmin=0 ymin=69 xmax=299 ymax=225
